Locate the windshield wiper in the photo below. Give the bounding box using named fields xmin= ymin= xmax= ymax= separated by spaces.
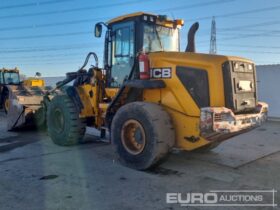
xmin=154 ymin=27 xmax=164 ymax=51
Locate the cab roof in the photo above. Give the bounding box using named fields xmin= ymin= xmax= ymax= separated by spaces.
xmin=0 ymin=68 xmax=19 ymax=73
xmin=107 ymin=12 xmax=159 ymax=24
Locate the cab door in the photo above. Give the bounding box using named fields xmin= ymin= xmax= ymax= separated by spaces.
xmin=110 ymin=21 xmax=135 ymax=87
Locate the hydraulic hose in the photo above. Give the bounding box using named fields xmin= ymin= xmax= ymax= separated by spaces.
xmin=47 ymin=52 xmax=99 ymax=95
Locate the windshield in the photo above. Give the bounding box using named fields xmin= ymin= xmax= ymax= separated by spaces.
xmin=143 ymin=24 xmax=179 ymax=52
xmin=3 ymin=72 xmax=20 ymax=85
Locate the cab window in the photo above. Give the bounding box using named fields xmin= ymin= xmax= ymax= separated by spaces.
xmin=111 ymin=22 xmax=135 ymax=87
xmin=3 ymin=72 xmax=20 ymax=85
xmin=115 ymin=27 xmax=131 ymax=57
xmin=0 ymin=72 xmax=3 ymax=84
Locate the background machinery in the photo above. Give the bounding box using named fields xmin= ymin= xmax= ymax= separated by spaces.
xmin=45 ymin=12 xmax=268 ymax=170
xmin=0 ymin=68 xmax=49 ymax=130
xmin=0 ymin=68 xmax=21 ymax=113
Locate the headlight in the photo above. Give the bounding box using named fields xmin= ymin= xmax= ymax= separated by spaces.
xmin=248 ymin=64 xmax=253 ymax=71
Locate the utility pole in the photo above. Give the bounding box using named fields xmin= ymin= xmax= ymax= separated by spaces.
xmin=210 ymin=16 xmax=217 ymax=54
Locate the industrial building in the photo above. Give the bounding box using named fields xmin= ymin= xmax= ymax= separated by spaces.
xmin=257 ymin=64 xmax=280 ymax=119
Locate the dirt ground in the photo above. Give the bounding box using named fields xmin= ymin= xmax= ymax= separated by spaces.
xmin=0 ymin=111 xmax=279 ymax=210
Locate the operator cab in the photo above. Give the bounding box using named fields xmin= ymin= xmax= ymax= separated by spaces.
xmin=94 ymin=12 xmax=183 ymax=87
xmin=0 ymin=69 xmax=20 ymax=85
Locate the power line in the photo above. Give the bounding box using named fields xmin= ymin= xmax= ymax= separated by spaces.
xmin=197 ymin=42 xmax=280 ymax=50
xmin=198 ymin=29 xmax=280 ymax=43
xmin=0 ymin=0 xmax=147 ymax=20
xmin=14 ymin=56 xmax=279 ymax=66
xmin=0 ymin=53 xmax=79 ymax=61
xmin=0 ymin=0 xmax=74 ymax=10
xmin=1 ymin=30 xmax=279 ymax=54
xmin=218 ymin=30 xmax=280 ymax=36
xmin=216 ymin=44 xmax=280 ymax=50
xmin=2 ymin=29 xmax=280 ymax=54
xmin=0 ymin=2 xmax=238 ymax=40
xmin=219 ymin=49 xmax=280 ymax=55
xmin=195 ymin=19 xmax=280 ymax=44
xmin=2 ymin=5 xmax=278 ymax=42
xmin=1 ymin=50 xmax=103 ymax=60
xmin=3 ymin=55 xmax=104 ymax=67
xmin=0 ymin=31 xmax=92 ymax=41
xmin=8 ymin=57 xmax=102 ymax=66
xmin=218 ymin=20 xmax=280 ymax=31
xmin=0 ymin=43 xmax=101 ymax=53
xmin=13 ymin=60 xmax=85 ymax=66
xmin=1 ymin=1 xmax=279 ymax=65
xmin=3 ymin=47 xmax=278 ymax=64
xmin=0 ymin=0 xmax=235 ymax=32
xmin=181 ymin=19 xmax=280 ymax=36
xmin=187 ymin=4 xmax=280 ymax=22
xmin=3 ymin=56 xmax=87 ymax=62
xmin=155 ymin=0 xmax=235 ymax=13
xmin=0 ymin=42 xmax=94 ymax=50
xmin=219 ymin=29 xmax=280 ymax=36
xmin=1 ymin=52 xmax=89 ymax=60
xmin=216 ymin=31 xmax=280 ymax=38
xmin=0 ymin=17 xmax=105 ymax=32
xmin=219 ymin=32 xmax=280 ymax=41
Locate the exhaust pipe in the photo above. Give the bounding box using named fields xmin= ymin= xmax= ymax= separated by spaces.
xmin=185 ymin=22 xmax=199 ymax=53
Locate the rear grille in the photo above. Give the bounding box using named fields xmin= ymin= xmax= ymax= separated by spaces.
xmin=214 ymin=114 xmax=222 ymax=122
xmin=176 ymin=66 xmax=210 ymax=108
xmin=222 ymin=61 xmax=257 ymax=113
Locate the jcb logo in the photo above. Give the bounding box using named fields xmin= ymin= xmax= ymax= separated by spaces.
xmin=150 ymin=68 xmax=172 ymax=79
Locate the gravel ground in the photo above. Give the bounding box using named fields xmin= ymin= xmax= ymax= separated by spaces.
xmin=0 ymin=111 xmax=279 ymax=210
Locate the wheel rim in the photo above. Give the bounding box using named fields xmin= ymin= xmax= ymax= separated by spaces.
xmin=121 ymin=119 xmax=146 ymax=155
xmin=4 ymin=99 xmax=9 ymax=111
xmin=53 ymin=108 xmax=65 ymax=133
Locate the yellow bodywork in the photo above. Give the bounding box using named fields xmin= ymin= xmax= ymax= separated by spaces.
xmin=70 ymin=12 xmax=266 ymax=152
xmin=77 ymin=69 xmax=117 ymax=128
xmin=23 ymin=77 xmax=45 ymax=87
xmin=107 ymin=12 xmax=154 ymax=24
xmin=107 ymin=11 xmax=184 ymax=28
xmin=76 ymin=51 xmax=255 ymax=151
xmin=43 ymin=11 xmax=268 ymax=172
xmin=143 ymin=52 xmax=253 ymax=150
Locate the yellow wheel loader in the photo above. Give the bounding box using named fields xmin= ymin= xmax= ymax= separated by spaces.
xmin=45 ymin=12 xmax=268 ymax=170
xmin=0 ymin=68 xmax=50 ymax=130
xmin=0 ymin=68 xmax=21 ymax=113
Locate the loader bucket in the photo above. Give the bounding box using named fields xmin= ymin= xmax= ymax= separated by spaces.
xmin=6 ymin=85 xmax=49 ymax=130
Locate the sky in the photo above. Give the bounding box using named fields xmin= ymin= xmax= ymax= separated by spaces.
xmin=0 ymin=0 xmax=280 ymax=76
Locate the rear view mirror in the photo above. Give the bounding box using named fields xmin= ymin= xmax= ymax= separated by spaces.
xmin=94 ymin=23 xmax=102 ymax=38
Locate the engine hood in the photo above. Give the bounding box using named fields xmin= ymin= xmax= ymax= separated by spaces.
xmin=148 ymin=51 xmax=254 ymax=66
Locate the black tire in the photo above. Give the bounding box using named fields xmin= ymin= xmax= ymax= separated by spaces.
xmin=47 ymin=94 xmax=86 ymax=146
xmin=34 ymin=107 xmax=46 ymax=130
xmin=111 ymin=102 xmax=175 ymax=170
xmin=3 ymin=94 xmax=9 ymax=114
